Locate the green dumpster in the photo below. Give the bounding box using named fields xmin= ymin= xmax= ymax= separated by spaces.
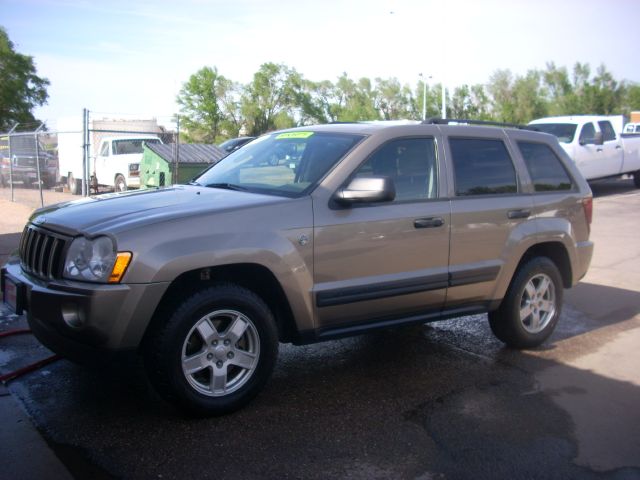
xmin=141 ymin=143 xmax=226 ymax=188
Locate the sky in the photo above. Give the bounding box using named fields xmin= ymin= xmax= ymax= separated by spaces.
xmin=3 ymin=0 xmax=640 ymax=128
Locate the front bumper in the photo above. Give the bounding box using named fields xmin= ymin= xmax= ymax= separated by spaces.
xmin=2 ymin=261 xmax=169 ymax=362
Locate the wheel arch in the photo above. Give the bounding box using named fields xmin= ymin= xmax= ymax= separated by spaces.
xmin=142 ymin=263 xmax=298 ymax=347
xmin=514 ymin=242 xmax=573 ymax=289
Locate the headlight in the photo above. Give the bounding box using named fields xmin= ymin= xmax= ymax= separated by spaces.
xmin=63 ymin=236 xmax=131 ymax=283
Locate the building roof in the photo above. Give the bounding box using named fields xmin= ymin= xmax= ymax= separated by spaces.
xmin=146 ymin=142 xmax=226 ymax=164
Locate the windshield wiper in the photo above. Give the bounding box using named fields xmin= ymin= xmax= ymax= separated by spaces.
xmin=206 ymin=182 xmax=249 ymax=192
xmin=188 ymin=180 xmax=201 ymax=186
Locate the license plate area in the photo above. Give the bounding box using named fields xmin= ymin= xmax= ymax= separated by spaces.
xmin=1 ymin=272 xmax=25 ymax=315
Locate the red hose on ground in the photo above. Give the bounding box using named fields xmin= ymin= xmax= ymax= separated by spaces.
xmin=0 ymin=328 xmax=61 ymax=383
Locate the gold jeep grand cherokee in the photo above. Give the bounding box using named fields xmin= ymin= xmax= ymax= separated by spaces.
xmin=2 ymin=119 xmax=594 ymax=415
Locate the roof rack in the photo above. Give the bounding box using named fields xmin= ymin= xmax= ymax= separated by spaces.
xmin=422 ymin=118 xmax=535 ymax=130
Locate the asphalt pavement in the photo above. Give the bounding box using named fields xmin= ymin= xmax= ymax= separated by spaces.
xmin=0 ymin=181 xmax=639 ymax=479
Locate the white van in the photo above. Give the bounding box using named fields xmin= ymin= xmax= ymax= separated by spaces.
xmin=94 ymin=135 xmax=162 ymax=191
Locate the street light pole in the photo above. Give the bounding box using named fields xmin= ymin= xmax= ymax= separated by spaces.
xmin=419 ymin=73 xmax=426 ymax=121
xmin=441 ymin=82 xmax=446 ymax=119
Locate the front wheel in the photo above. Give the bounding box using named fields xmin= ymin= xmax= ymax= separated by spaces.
xmin=633 ymin=170 xmax=640 ymax=188
xmin=489 ymin=257 xmax=563 ymax=349
xmin=143 ymin=283 xmax=279 ymax=416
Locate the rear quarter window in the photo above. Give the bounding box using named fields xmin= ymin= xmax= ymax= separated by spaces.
xmin=449 ymin=138 xmax=517 ymax=196
xmin=517 ymin=141 xmax=573 ymax=192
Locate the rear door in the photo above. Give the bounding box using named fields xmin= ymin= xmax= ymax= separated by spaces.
xmin=443 ymin=129 xmax=535 ymax=309
xmin=597 ymin=120 xmax=624 ymax=176
xmin=312 ymin=134 xmax=451 ymax=328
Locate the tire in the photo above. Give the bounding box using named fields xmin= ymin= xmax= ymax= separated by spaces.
xmin=68 ymin=173 xmax=81 ymax=195
xmin=633 ymin=171 xmax=640 ymax=188
xmin=143 ymin=283 xmax=279 ymax=416
xmin=114 ymin=174 xmax=127 ymax=192
xmin=488 ymin=257 xmax=563 ymax=349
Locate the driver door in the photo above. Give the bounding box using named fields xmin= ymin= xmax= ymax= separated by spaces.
xmin=312 ymin=137 xmax=450 ymax=328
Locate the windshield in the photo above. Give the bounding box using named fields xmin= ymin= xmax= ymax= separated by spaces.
xmin=194 ymin=131 xmax=364 ymax=197
xmin=113 ymin=138 xmax=161 ymax=155
xmin=530 ymin=123 xmax=577 ymax=143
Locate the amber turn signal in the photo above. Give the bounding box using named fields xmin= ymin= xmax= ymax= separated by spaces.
xmin=109 ymin=252 xmax=132 ymax=283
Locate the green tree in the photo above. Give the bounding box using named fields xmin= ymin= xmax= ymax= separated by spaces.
xmin=376 ymin=77 xmax=413 ymax=120
xmin=623 ymin=84 xmax=640 ymax=114
xmin=0 ymin=27 xmax=49 ymax=131
xmin=488 ymin=69 xmax=547 ymax=123
xmin=331 ymin=73 xmax=380 ymax=122
xmin=177 ymin=66 xmax=232 ymax=143
xmin=450 ymin=84 xmax=491 ymax=120
xmin=241 ymin=63 xmax=302 ymax=135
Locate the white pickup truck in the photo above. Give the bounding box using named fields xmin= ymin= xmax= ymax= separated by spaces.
xmin=94 ymin=135 xmax=162 ymax=191
xmin=529 ymin=116 xmax=640 ymax=187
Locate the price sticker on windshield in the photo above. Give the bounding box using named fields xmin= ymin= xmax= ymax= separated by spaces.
xmin=275 ymin=132 xmax=314 ymax=140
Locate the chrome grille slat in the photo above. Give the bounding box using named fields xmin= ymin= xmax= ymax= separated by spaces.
xmin=19 ymin=225 xmax=70 ymax=280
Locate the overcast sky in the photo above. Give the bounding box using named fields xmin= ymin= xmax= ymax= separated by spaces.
xmin=4 ymin=0 xmax=640 ymax=126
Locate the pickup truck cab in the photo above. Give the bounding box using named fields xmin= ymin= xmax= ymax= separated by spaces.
xmin=94 ymin=135 xmax=162 ymax=191
xmin=530 ymin=116 xmax=640 ymax=186
xmin=2 ymin=120 xmax=594 ymax=415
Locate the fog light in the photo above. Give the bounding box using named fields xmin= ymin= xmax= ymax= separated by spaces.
xmin=62 ymin=304 xmax=85 ymax=329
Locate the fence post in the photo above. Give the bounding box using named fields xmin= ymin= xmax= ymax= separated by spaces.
xmin=7 ymin=123 xmax=18 ymax=202
xmin=175 ymin=116 xmax=180 ymax=184
xmin=35 ymin=123 xmax=45 ymax=208
xmin=82 ymin=108 xmax=88 ymax=196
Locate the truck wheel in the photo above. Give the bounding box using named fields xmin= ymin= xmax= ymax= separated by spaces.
xmin=633 ymin=171 xmax=640 ymax=188
xmin=143 ymin=283 xmax=279 ymax=416
xmin=68 ymin=174 xmax=81 ymax=195
xmin=115 ymin=174 xmax=127 ymax=192
xmin=488 ymin=257 xmax=563 ymax=349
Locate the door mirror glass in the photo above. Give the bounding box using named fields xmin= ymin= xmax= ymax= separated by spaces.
xmin=334 ymin=177 xmax=396 ymax=205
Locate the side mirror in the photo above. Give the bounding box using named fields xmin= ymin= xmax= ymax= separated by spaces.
xmin=334 ymin=177 xmax=396 ymax=205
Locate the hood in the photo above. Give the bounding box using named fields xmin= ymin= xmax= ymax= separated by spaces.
xmin=30 ymin=185 xmax=288 ymax=236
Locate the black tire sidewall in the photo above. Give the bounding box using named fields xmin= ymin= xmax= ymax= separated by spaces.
xmin=495 ymin=257 xmax=563 ymax=349
xmin=115 ymin=175 xmax=126 ymax=192
xmin=146 ymin=284 xmax=278 ymax=416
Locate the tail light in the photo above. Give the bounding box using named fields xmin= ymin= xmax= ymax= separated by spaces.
xmin=582 ymin=197 xmax=593 ymax=234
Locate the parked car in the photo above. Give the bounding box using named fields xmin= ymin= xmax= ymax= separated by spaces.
xmin=218 ymin=136 xmax=255 ymax=153
xmin=623 ymin=122 xmax=640 ymax=134
xmin=94 ymin=135 xmax=162 ymax=191
xmin=0 ymin=135 xmax=58 ymax=188
xmin=2 ymin=120 xmax=594 ymax=416
xmin=530 ymin=116 xmax=640 ymax=186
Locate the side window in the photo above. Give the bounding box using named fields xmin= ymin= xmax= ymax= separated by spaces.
xmin=598 ymin=121 xmax=616 ymax=142
xmin=579 ymin=123 xmax=596 ymax=144
xmin=99 ymin=142 xmax=109 ymax=157
xmin=353 ymin=138 xmax=438 ymax=201
xmin=517 ymin=142 xmax=573 ymax=192
xmin=449 ymin=138 xmax=517 ymax=196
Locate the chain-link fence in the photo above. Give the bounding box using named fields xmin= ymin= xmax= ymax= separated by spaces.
xmin=1 ymin=111 xmax=181 ymax=207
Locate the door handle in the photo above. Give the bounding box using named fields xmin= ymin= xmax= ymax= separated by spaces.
xmin=507 ymin=209 xmax=531 ymax=219
xmin=596 ymin=148 xmax=603 ymax=152
xmin=615 ymin=145 xmax=622 ymax=149
xmin=414 ymin=217 xmax=444 ymax=229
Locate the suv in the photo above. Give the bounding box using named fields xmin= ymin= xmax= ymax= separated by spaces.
xmin=1 ymin=120 xmax=594 ymax=415
xmin=0 ymin=135 xmax=58 ymax=188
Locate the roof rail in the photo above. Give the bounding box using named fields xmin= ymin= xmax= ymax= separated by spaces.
xmin=422 ymin=118 xmax=535 ymax=130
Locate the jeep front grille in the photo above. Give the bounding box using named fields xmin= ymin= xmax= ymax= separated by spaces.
xmin=19 ymin=225 xmax=69 ymax=279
